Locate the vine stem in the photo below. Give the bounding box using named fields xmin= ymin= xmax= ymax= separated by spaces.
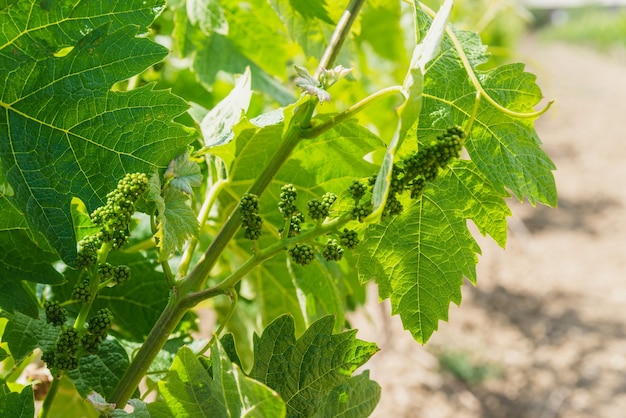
xmin=38 ymin=375 xmax=61 ymax=418
xmin=301 ymin=86 xmax=405 ymax=139
xmin=315 ymin=0 xmax=366 ymax=77
xmin=109 ymin=0 xmax=366 ymax=405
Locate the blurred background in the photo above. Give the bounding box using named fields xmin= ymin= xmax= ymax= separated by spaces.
xmin=352 ymin=1 xmax=626 ymax=417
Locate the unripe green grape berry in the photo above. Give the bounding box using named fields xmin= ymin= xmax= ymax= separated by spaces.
xmin=243 ymin=214 xmax=263 ymax=240
xmin=383 ymin=194 xmax=403 ymax=218
xmin=348 ymin=180 xmax=367 ymax=201
xmin=52 ymin=352 xmax=78 ymax=371
xmin=288 ymin=243 xmax=315 ymax=266
xmin=55 ymin=327 xmax=80 ymax=355
xmin=350 ymin=204 xmax=372 ymax=223
xmin=322 ymin=239 xmax=344 ymax=262
xmin=81 ymin=333 xmax=103 ymax=354
xmin=321 ymin=192 xmax=337 ymax=208
xmin=239 ymin=193 xmax=260 ymax=218
xmin=72 ymin=279 xmax=91 ymax=303
xmin=113 ymin=265 xmax=131 ymax=285
xmin=41 ymin=351 xmax=56 ymax=368
xmin=278 ymin=184 xmax=298 ymax=217
xmin=98 ymin=262 xmax=115 ymax=280
xmin=339 ymin=228 xmax=359 ymax=250
xmin=44 ymin=300 xmax=67 ymax=327
xmin=306 ymin=199 xmax=326 ymax=220
xmin=87 ymin=308 xmax=113 ymax=338
xmin=409 ymin=177 xmax=426 ymax=200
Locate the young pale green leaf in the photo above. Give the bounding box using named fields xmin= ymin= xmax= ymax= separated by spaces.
xmin=164 ymin=153 xmax=203 ymax=195
xmin=70 ymin=197 xmax=100 ymax=243
xmin=249 ymin=314 xmax=379 ymax=418
xmin=149 ymin=344 xmax=285 ymax=417
xmin=416 ymin=9 xmax=556 ymax=206
xmin=187 ymin=0 xmax=229 ymax=35
xmin=0 ymin=384 xmax=34 ymax=418
xmin=67 ymin=339 xmax=131 ymax=400
xmin=44 ymin=378 xmax=99 ymax=418
xmin=357 ymin=161 xmax=510 ymax=343
xmin=0 ymin=1 xmax=196 ymax=265
xmin=154 ymin=185 xmax=199 ymax=262
xmin=201 ymin=67 xmax=253 ymax=147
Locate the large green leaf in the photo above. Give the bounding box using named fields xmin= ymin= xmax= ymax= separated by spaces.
xmin=0 ymin=0 xmax=196 ymax=265
xmin=416 ymin=8 xmax=557 ymax=206
xmin=67 ymin=339 xmax=131 ymax=400
xmin=0 ymin=384 xmax=34 ymax=418
xmin=357 ymin=161 xmax=510 ymax=343
xmin=149 ymin=343 xmax=286 ymax=417
xmin=0 ymin=311 xmax=59 ymax=361
xmin=249 ymin=314 xmax=379 ymax=418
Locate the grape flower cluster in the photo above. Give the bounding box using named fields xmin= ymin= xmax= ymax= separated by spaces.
xmin=239 ymin=193 xmax=263 ymax=240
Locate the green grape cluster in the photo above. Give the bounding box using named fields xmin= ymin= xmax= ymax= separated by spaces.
xmin=339 ymin=228 xmax=359 ymax=250
xmin=322 ymin=239 xmax=343 ymax=261
xmin=43 ymin=328 xmax=81 ymax=371
xmin=288 ymin=243 xmax=315 ymax=266
xmin=350 ymin=204 xmax=372 ymax=222
xmin=366 ymin=126 xmax=466 ymax=218
xmin=98 ymin=262 xmax=115 ymax=280
xmin=278 ymin=184 xmax=298 ymax=217
xmin=113 ymin=265 xmax=131 ymax=285
xmin=306 ymin=199 xmax=327 ymax=220
xmin=239 ymin=193 xmax=263 ymax=241
xmin=44 ymin=300 xmax=67 ymax=327
xmin=90 ymin=173 xmax=149 ymax=249
xmin=82 ymin=308 xmax=113 ymax=354
xmin=72 ymin=279 xmax=91 ymax=303
xmin=76 ymin=235 xmax=100 ymax=268
xmin=348 ymin=180 xmax=367 ymax=201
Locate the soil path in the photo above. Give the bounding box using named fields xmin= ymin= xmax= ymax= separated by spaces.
xmin=353 ymin=36 xmax=626 ymax=418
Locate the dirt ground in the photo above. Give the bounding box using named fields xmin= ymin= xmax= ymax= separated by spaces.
xmin=352 ymin=36 xmax=626 ymax=418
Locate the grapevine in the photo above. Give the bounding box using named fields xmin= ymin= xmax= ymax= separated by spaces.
xmin=0 ymin=1 xmax=557 ymax=416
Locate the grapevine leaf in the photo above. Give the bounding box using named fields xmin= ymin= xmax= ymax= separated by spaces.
xmin=187 ymin=0 xmax=228 ymax=35
xmin=0 ymin=347 xmax=7 ymax=362
xmin=45 ymin=379 xmax=98 ymax=418
xmin=0 ymin=312 xmax=59 ymax=361
xmin=416 ymin=8 xmax=557 ymax=206
xmin=267 ymin=0 xmax=336 ymax=58
xmin=0 ymin=384 xmax=34 ymax=418
xmin=154 ymin=185 xmax=199 ymax=262
xmin=0 ymin=196 xmax=64 ymax=287
xmin=357 ymin=161 xmax=510 ymax=343
xmin=200 ymin=66 xmax=252 ymax=147
xmin=109 ymin=399 xmax=150 ymax=417
xmin=70 ymin=197 xmax=100 ymax=242
xmin=112 ymin=402 xmax=149 ymax=417
xmin=249 ymin=314 xmax=379 ymax=418
xmin=0 ymin=280 xmax=38 ymax=318
xmin=67 ymin=339 xmax=131 ymax=400
xmin=0 ymin=1 xmax=196 ymax=265
xmin=163 ymin=153 xmax=203 ymax=195
xmin=149 ymin=343 xmax=286 ymax=417
xmin=312 ymin=371 xmax=380 ymax=418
